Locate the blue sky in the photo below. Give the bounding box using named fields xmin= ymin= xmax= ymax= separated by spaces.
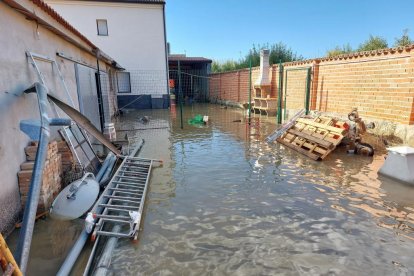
xmin=165 ymin=0 xmax=414 ymax=61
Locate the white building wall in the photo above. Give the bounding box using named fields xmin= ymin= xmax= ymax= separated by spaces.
xmin=0 ymin=1 xmax=114 ymax=234
xmin=46 ymin=1 xmax=168 ymax=96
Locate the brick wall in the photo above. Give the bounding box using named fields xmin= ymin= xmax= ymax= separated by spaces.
xmin=209 ymin=45 xmax=414 ymax=125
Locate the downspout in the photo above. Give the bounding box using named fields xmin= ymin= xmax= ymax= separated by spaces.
xmin=95 ymin=49 xmax=106 ymax=132
xmin=162 ymin=3 xmax=170 ymax=104
xmin=15 ymin=83 xmax=71 ymax=274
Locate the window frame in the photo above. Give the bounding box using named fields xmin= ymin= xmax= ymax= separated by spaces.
xmin=116 ymin=72 xmax=132 ymax=93
xmin=96 ymin=19 xmax=108 ymax=36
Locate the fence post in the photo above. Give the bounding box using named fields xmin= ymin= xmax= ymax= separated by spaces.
xmin=178 ymin=60 xmax=183 ymax=129
xmin=277 ymin=60 xmax=283 ymax=124
xmin=237 ymin=71 xmax=240 ymax=103
xmin=248 ymin=56 xmax=252 ymax=123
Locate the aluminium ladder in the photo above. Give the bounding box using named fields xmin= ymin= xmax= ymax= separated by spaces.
xmin=91 ymin=156 xmax=154 ymax=240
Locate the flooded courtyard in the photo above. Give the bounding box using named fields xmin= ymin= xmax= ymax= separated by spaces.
xmin=9 ymin=104 xmax=414 ymax=275
xmin=110 ymin=104 xmax=414 ymax=275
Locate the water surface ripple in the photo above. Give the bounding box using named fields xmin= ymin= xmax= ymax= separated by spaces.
xmin=111 ymin=105 xmax=414 ymax=275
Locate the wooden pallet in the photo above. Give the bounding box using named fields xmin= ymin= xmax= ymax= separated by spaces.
xmin=277 ymin=116 xmax=348 ymax=160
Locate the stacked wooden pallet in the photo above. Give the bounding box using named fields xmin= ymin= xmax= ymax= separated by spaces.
xmin=277 ymin=116 xmax=348 ymax=160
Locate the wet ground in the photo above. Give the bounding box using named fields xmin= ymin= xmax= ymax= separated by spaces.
xmin=8 ymin=103 xmax=414 ymax=275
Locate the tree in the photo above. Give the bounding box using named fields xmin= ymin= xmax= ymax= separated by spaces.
xmin=394 ymin=29 xmax=413 ymax=47
xmin=326 ymin=44 xmax=353 ymax=57
xmin=357 ymin=35 xmax=388 ymax=52
xmin=211 ymin=42 xmax=303 ymax=73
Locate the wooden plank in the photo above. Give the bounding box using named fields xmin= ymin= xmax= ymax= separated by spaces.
xmin=277 ymin=138 xmax=321 ymax=161
xmin=287 ymin=129 xmax=334 ymax=149
xmin=296 ymin=118 xmax=347 ymax=135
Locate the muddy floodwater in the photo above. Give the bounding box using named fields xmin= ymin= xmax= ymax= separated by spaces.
xmin=8 ymin=104 xmax=414 ymax=275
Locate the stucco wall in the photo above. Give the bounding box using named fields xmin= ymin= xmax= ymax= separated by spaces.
xmin=0 ymin=2 xmax=112 ymax=234
xmin=46 ymin=1 xmax=168 ymax=96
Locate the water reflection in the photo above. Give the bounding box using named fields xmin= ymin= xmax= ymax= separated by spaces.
xmin=111 ymin=104 xmax=414 ymax=275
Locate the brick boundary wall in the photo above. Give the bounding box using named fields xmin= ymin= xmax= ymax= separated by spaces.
xmin=209 ymin=45 xmax=414 ymax=125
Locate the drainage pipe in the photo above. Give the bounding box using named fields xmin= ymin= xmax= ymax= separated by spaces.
xmin=92 ymin=225 xmax=121 ymax=276
xmin=15 ymin=83 xmax=71 ymax=274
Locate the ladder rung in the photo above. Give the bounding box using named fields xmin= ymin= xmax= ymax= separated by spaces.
xmin=98 ymin=207 xmax=133 ymax=213
xmin=103 ymin=197 xmax=140 ymax=204
xmin=112 ymin=180 xmax=146 ymax=185
xmin=125 ymin=159 xmax=151 ymax=165
xmin=103 ymin=195 xmax=141 ymax=201
xmin=113 ymin=184 xmax=146 ymax=190
xmin=118 ymin=170 xmax=148 ymax=176
xmin=112 ymin=192 xmax=142 ymax=197
xmin=94 ymin=214 xmax=130 ymax=220
xmin=96 ymin=230 xmax=132 ymax=238
xmin=99 ymin=204 xmax=138 ymax=210
xmin=121 ymin=166 xmax=148 ymax=170
xmin=100 ymin=218 xmax=132 ymax=224
xmin=115 ymin=175 xmax=147 ymax=181
xmin=109 ymin=187 xmax=143 ymax=192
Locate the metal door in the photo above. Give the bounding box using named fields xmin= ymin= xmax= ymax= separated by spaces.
xmin=75 ymin=64 xmax=102 ymax=131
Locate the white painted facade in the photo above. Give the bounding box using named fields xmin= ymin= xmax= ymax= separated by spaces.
xmin=46 ymin=0 xmax=169 ymax=96
xmin=0 ymin=0 xmax=118 ymax=234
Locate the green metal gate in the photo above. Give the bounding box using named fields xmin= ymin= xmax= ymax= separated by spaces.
xmin=277 ymin=67 xmax=311 ymax=123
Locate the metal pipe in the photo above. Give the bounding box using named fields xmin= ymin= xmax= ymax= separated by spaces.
xmin=248 ymin=54 xmax=252 ymax=123
xmin=277 ymin=60 xmax=283 ymax=124
xmin=92 ymin=225 xmax=121 ymax=276
xmin=15 ymin=83 xmax=71 ymax=273
xmin=178 ymin=61 xmax=183 ymax=129
xmin=95 ymin=50 xmax=105 ymax=132
xmin=96 ymin=153 xmax=116 ymax=182
xmin=98 ymin=155 xmax=117 ymax=187
xmin=129 ymin=139 xmax=145 ymax=158
xmin=283 ymin=70 xmax=288 ymax=121
xmin=305 ymin=68 xmax=311 ymax=115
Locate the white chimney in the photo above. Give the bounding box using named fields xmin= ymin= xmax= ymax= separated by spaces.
xmin=254 ymin=49 xmax=271 ymax=87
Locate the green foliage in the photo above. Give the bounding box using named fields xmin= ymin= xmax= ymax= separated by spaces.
xmin=394 ymin=29 xmax=413 ymax=47
xmin=211 ymin=42 xmax=303 ymax=73
xmin=357 ymin=35 xmax=388 ymax=51
xmin=326 ymin=44 xmax=353 ymax=57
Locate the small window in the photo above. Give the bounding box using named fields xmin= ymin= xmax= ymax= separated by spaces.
xmin=97 ymin=19 xmax=108 ymax=36
xmin=117 ymin=72 xmax=131 ymax=93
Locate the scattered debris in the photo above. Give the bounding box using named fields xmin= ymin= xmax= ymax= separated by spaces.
xmin=138 ymin=116 xmax=150 ymax=124
xmin=266 ymin=110 xmax=306 ymax=143
xmin=345 ymin=108 xmax=375 ymax=156
xmin=267 ymin=108 xmax=375 ymax=160
xmin=232 ymin=119 xmax=242 ymax=123
xmin=50 ymin=173 xmax=99 ymax=220
xmin=276 ymin=115 xmax=348 ymax=160
xmin=48 ymin=94 xmax=121 ymax=156
xmin=188 ymin=114 xmax=208 ymax=125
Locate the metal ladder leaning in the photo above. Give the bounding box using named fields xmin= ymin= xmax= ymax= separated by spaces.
xmin=91 ymin=156 xmax=154 ymax=240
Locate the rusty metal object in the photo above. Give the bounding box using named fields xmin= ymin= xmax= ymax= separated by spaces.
xmin=346 ymin=108 xmax=374 ymax=156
